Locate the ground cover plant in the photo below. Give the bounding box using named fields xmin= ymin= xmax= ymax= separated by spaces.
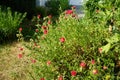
xmin=17 ymin=3 xmax=120 ymax=79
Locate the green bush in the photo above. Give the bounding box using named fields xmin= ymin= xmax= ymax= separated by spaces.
xmin=17 ymin=0 xmax=120 ymax=79
xmin=0 ymin=7 xmax=26 ymax=42
xmin=19 ymin=6 xmax=120 ymax=79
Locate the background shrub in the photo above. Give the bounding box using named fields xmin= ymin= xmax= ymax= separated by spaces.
xmin=35 ymin=6 xmax=48 ymax=18
xmin=0 ymin=7 xmax=26 ymax=43
xmin=45 ymin=0 xmax=70 ymax=16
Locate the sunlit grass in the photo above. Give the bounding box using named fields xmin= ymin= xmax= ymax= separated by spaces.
xmin=0 ymin=42 xmax=35 ymax=80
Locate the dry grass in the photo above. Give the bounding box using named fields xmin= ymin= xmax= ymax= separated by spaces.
xmin=0 ymin=42 xmax=34 ymax=80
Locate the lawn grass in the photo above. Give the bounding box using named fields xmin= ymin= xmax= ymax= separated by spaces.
xmin=0 ymin=42 xmax=35 ymax=80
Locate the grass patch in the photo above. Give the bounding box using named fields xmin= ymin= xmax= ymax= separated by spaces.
xmin=0 ymin=42 xmax=35 ymax=80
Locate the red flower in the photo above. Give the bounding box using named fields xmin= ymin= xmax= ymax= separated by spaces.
xmin=80 ymin=62 xmax=86 ymax=68
xmin=65 ymin=10 xmax=73 ymax=14
xmin=98 ymin=48 xmax=102 ymax=53
xmin=91 ymin=60 xmax=95 ymax=65
xmin=31 ymin=59 xmax=36 ymax=63
xmin=60 ymin=37 xmax=65 ymax=43
xmin=18 ymin=54 xmax=23 ymax=59
xmin=71 ymin=70 xmax=77 ymax=76
xmin=19 ymin=27 xmax=22 ymax=32
xmin=47 ymin=60 xmax=51 ymax=66
xmin=71 ymin=6 xmax=76 ymax=9
xmin=35 ymin=29 xmax=39 ymax=32
xmin=44 ymin=30 xmax=48 ymax=34
xmin=92 ymin=69 xmax=98 ymax=74
xmin=48 ymin=20 xmax=51 ymax=24
xmin=37 ymin=14 xmax=41 ymax=19
xmin=42 ymin=26 xmax=47 ymax=30
xmin=58 ymin=75 xmax=63 ymax=80
xmin=40 ymin=78 xmax=45 ymax=80
xmin=19 ymin=47 xmax=23 ymax=51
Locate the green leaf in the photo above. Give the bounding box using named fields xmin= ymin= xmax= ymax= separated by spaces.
xmin=105 ymin=33 xmax=119 ymax=43
xmin=102 ymin=43 xmax=111 ymax=53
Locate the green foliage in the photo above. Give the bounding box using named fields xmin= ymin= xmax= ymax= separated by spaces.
xmin=45 ymin=0 xmax=60 ymax=15
xmin=59 ymin=0 xmax=70 ymax=11
xmin=85 ymin=0 xmax=120 ymax=25
xmin=102 ymin=33 xmax=120 ymax=53
xmin=20 ymin=7 xmax=118 ymax=79
xmin=0 ymin=7 xmax=26 ymax=42
xmin=35 ymin=6 xmax=48 ymax=17
xmin=16 ymin=0 xmax=120 ymax=79
xmin=85 ymin=0 xmax=120 ymax=78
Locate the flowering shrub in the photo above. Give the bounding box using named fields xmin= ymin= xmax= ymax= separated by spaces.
xmin=18 ymin=2 xmax=120 ymax=79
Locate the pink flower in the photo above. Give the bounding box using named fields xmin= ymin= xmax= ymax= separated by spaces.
xmin=40 ymin=78 xmax=45 ymax=80
xmin=18 ymin=54 xmax=23 ymax=59
xmin=98 ymin=48 xmax=102 ymax=53
xmin=71 ymin=70 xmax=77 ymax=76
xmin=92 ymin=69 xmax=98 ymax=74
xmin=60 ymin=37 xmax=65 ymax=43
xmin=37 ymin=14 xmax=41 ymax=19
xmin=80 ymin=62 xmax=86 ymax=68
xmin=35 ymin=29 xmax=39 ymax=32
xmin=31 ymin=59 xmax=36 ymax=63
xmin=44 ymin=30 xmax=48 ymax=34
xmin=48 ymin=20 xmax=51 ymax=24
xmin=19 ymin=27 xmax=22 ymax=32
xmin=42 ymin=26 xmax=47 ymax=30
xmin=58 ymin=75 xmax=63 ymax=80
xmin=47 ymin=60 xmax=51 ymax=65
xmin=65 ymin=10 xmax=73 ymax=14
xmin=91 ymin=60 xmax=95 ymax=65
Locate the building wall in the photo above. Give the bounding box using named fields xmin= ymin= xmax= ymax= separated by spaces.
xmin=36 ymin=0 xmax=83 ymax=7
xmin=36 ymin=0 xmax=47 ymax=6
xmin=69 ymin=0 xmax=83 ymax=5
